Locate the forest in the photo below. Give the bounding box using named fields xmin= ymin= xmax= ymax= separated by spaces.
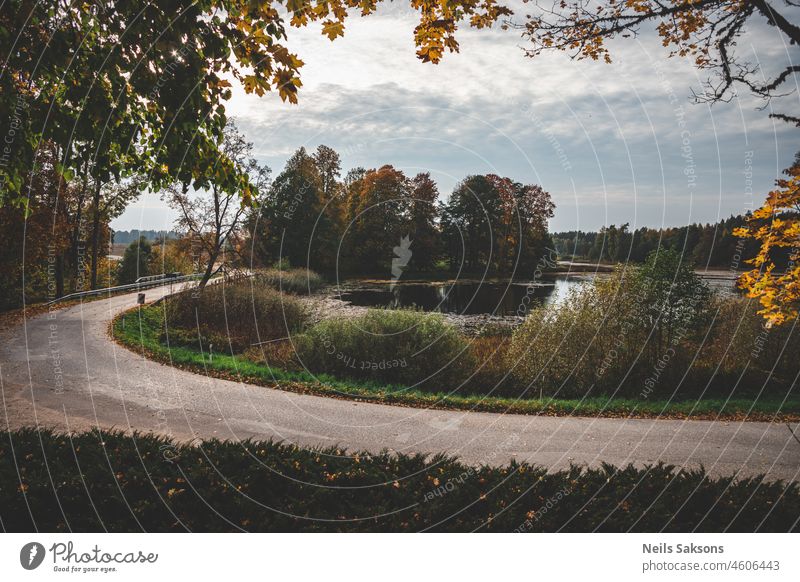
xmin=551 ymin=215 xmax=775 ymax=268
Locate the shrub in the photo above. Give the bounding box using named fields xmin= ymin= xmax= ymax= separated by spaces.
xmin=2 ymin=429 xmax=798 ymax=532
xmin=506 ymin=284 xmax=608 ymax=398
xmin=165 ymin=281 xmax=307 ymax=352
xmin=255 ymin=267 xmax=325 ymax=294
xmin=506 ymin=254 xmax=713 ymax=399
xmin=295 ymin=309 xmax=470 ymax=390
xmin=696 ymin=296 xmax=800 ymax=396
xmin=242 ymin=340 xmax=302 ymax=371
xmin=462 ymin=334 xmax=517 ymax=396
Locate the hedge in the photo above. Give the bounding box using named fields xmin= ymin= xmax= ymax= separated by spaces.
xmin=1 ymin=429 xmax=797 ymax=532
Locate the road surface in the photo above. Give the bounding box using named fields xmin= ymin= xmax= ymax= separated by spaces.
xmin=1 ymin=286 xmax=797 ymax=479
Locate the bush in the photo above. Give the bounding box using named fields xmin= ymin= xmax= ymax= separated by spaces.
xmin=255 ymin=267 xmax=325 ymax=294
xmin=506 ymin=284 xmax=608 ymax=398
xmin=242 ymin=340 xmax=302 ymax=371
xmin=166 ymin=281 xmax=307 ymax=352
xmin=2 ymin=429 xmax=797 ymax=532
xmin=504 ymin=251 xmax=800 ymax=400
xmin=296 ymin=309 xmax=470 ymax=390
xmin=462 ymin=334 xmax=517 ymax=396
xmin=695 ymin=296 xmax=800 ymax=396
xmin=506 ymin=253 xmax=714 ymax=399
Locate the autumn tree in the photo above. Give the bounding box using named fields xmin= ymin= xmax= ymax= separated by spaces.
xmin=0 ymin=144 xmax=72 ymax=309
xmin=344 ymin=165 xmax=412 ymax=273
xmin=314 ymin=145 xmax=343 ymax=204
xmin=486 ymin=175 xmax=555 ymax=273
xmin=1 ymin=1 xmax=512 ymax=206
xmin=441 ymin=175 xmax=554 ymax=274
xmin=734 ymin=155 xmax=800 ymax=325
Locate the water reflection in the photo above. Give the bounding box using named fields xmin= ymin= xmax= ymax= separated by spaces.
xmin=337 ymin=277 xmax=590 ymax=316
xmin=336 ymin=273 xmax=738 ymax=316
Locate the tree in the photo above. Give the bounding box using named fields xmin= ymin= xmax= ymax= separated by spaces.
xmin=734 ymin=156 xmax=800 ymax=326
xmin=441 ymin=175 xmax=502 ymax=271
xmin=631 ymin=248 xmax=711 ymax=357
xmin=344 ymin=165 xmax=411 ymax=272
xmin=88 ymin=178 xmax=145 ymax=289
xmin=487 ymin=175 xmax=554 ymax=272
xmin=252 ymin=147 xmax=325 ymax=270
xmin=518 ymin=0 xmax=800 ymax=124
xmin=0 ymin=143 xmax=72 ymax=310
xmin=313 ymin=145 xmax=343 ymax=204
xmin=149 ymin=237 xmax=196 ymax=278
xmin=118 ymin=238 xmax=153 ymax=285
xmin=166 ymin=122 xmax=270 ymax=289
xmin=441 ymin=174 xmax=553 ymax=273
xmin=408 ymin=173 xmax=442 ymax=271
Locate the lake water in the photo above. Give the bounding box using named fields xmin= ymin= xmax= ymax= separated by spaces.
xmin=336 ymin=273 xmax=738 ymax=317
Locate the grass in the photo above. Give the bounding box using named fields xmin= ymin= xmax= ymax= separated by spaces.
xmin=2 ymin=428 xmax=798 ymax=532
xmin=256 ymin=267 xmax=326 ymax=294
xmin=111 ymin=303 xmax=800 ymax=421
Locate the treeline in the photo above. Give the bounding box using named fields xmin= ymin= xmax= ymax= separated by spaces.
xmin=0 ymin=145 xmax=139 ymax=311
xmin=247 ymin=146 xmax=555 ymax=276
xmin=551 ymin=215 xmax=789 ymax=268
xmin=112 ymin=230 xmax=178 ymax=245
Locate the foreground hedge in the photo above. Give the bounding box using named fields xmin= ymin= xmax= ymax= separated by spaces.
xmin=1 ymin=430 xmax=797 ymax=532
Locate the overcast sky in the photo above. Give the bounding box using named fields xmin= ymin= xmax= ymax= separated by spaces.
xmin=112 ymin=3 xmax=799 ymax=233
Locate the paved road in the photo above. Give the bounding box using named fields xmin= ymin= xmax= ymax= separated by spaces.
xmin=1 ymin=287 xmax=798 ymax=479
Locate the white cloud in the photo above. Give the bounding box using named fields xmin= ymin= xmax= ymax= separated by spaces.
xmin=114 ymin=4 xmax=800 ymax=232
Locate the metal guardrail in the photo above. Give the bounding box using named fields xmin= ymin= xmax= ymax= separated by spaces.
xmin=46 ymin=273 xmax=205 ymax=305
xmin=134 ymin=272 xmax=183 ymax=284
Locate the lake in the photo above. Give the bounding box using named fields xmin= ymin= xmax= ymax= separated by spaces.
xmin=335 ymin=273 xmax=738 ymax=317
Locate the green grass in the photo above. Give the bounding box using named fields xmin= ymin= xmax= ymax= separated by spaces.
xmin=112 ymin=303 xmax=800 ymax=420
xmin=2 ymin=428 xmax=798 ymax=531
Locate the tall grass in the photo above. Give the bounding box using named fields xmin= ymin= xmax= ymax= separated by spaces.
xmin=114 ymin=303 xmax=800 ymax=419
xmin=295 ymin=309 xmax=471 ymax=390
xmin=165 ymin=280 xmax=307 ymax=352
xmin=255 ymin=267 xmax=325 ymax=294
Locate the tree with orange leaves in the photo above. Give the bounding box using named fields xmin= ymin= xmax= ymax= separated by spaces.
xmin=734 ymin=156 xmax=800 ymax=326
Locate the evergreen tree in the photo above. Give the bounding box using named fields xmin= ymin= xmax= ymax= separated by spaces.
xmin=118 ymin=237 xmax=153 ymax=284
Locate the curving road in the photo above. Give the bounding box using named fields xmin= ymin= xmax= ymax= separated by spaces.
xmin=0 ymin=287 xmax=798 ymax=479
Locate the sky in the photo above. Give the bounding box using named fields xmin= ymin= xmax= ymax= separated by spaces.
xmin=112 ymin=3 xmax=800 ymax=234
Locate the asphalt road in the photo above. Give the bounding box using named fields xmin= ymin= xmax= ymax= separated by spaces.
xmin=1 ymin=287 xmax=798 ymax=479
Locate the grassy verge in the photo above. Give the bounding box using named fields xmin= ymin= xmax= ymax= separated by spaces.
xmin=2 ymin=428 xmax=797 ymax=532
xmin=111 ymin=303 xmax=800 ymax=421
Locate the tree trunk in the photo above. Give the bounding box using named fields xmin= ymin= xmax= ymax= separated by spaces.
xmin=198 ymin=249 xmax=218 ymax=291
xmin=71 ymin=201 xmax=84 ymax=291
xmin=55 ymin=254 xmax=65 ymax=298
xmin=90 ymin=180 xmax=102 ymax=290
